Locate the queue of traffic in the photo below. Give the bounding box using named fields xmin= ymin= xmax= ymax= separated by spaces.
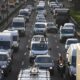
xmin=0 ymin=0 xmax=79 ymax=80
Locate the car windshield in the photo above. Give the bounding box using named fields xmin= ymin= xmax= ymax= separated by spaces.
xmin=67 ymin=40 xmax=78 ymax=45
xmin=0 ymin=41 xmax=10 ymax=49
xmin=13 ymin=36 xmax=17 ymax=41
xmin=32 ymin=43 xmax=48 ymax=50
xmin=20 ymin=12 xmax=28 ymax=16
xmin=35 ymin=57 xmax=52 ymax=63
xmin=61 ymin=29 xmax=74 ymax=34
xmin=35 ymin=24 xmax=45 ymax=28
xmin=71 ymin=56 xmax=76 ymax=67
xmin=37 ymin=7 xmax=44 ymax=11
xmin=12 ymin=22 xmax=24 ymax=27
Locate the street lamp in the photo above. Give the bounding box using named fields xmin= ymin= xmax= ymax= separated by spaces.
xmin=7 ymin=0 xmax=8 ymax=24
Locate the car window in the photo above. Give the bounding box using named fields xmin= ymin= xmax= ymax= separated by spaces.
xmin=32 ymin=43 xmax=48 ymax=50
xmin=35 ymin=57 xmax=52 ymax=63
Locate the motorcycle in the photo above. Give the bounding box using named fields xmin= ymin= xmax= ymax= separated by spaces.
xmin=57 ymin=60 xmax=66 ymax=79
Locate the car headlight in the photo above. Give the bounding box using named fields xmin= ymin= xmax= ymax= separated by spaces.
xmin=49 ymin=67 xmax=53 ymax=70
xmin=1 ymin=65 xmax=7 ymax=69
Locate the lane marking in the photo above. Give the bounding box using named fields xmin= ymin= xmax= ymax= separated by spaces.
xmin=24 ymin=52 xmax=27 ymax=55
xmin=26 ymin=45 xmax=28 ymax=48
xmin=28 ymin=40 xmax=30 ymax=43
xmin=22 ymin=61 xmax=24 ymax=66
xmin=56 ymin=46 xmax=59 ymax=48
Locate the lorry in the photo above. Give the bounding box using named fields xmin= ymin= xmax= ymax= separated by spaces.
xmin=18 ymin=66 xmax=50 ymax=80
xmin=55 ymin=8 xmax=70 ymax=28
xmin=8 ymin=0 xmax=16 ymax=7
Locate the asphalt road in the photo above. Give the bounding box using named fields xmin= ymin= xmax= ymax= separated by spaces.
xmin=3 ymin=1 xmax=72 ymax=80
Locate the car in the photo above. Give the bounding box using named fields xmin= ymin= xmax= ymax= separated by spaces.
xmin=36 ymin=17 xmax=46 ymax=22
xmin=33 ymin=22 xmax=47 ymax=35
xmin=65 ymin=38 xmax=79 ymax=50
xmin=36 ymin=3 xmax=46 ymax=16
xmin=12 ymin=17 xmax=26 ymax=36
xmin=0 ymin=51 xmax=12 ymax=76
xmin=28 ymin=36 xmax=49 ymax=63
xmin=34 ymin=55 xmax=54 ymax=75
xmin=59 ymin=26 xmax=75 ymax=42
xmin=47 ymin=22 xmax=57 ymax=33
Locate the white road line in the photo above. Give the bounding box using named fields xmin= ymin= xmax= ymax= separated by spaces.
xmin=56 ymin=46 xmax=59 ymax=48
xmin=28 ymin=40 xmax=30 ymax=43
xmin=26 ymin=45 xmax=28 ymax=48
xmin=24 ymin=52 xmax=27 ymax=55
xmin=55 ymin=40 xmax=57 ymax=43
xmin=22 ymin=61 xmax=24 ymax=66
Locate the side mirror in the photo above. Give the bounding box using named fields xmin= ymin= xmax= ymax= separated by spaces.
xmin=8 ymin=58 xmax=11 ymax=63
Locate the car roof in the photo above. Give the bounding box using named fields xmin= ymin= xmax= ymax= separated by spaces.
xmin=62 ymin=26 xmax=74 ymax=29
xmin=66 ymin=38 xmax=78 ymax=41
xmin=64 ymin=23 xmax=74 ymax=26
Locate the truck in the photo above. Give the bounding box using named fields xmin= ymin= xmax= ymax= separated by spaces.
xmin=18 ymin=66 xmax=50 ymax=80
xmin=55 ymin=8 xmax=70 ymax=28
xmin=8 ymin=0 xmax=16 ymax=7
xmin=76 ymin=43 xmax=80 ymax=80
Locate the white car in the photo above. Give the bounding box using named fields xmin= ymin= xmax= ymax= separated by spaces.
xmin=65 ymin=38 xmax=79 ymax=49
xmin=59 ymin=26 xmax=75 ymax=41
xmin=28 ymin=36 xmax=49 ymax=63
xmin=34 ymin=55 xmax=54 ymax=75
xmin=33 ymin=22 xmax=47 ymax=35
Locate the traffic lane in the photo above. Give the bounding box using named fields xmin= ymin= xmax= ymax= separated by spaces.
xmin=20 ymin=11 xmax=36 ymax=69
xmin=6 ymin=11 xmax=36 ymax=80
xmin=48 ymin=33 xmax=66 ymax=60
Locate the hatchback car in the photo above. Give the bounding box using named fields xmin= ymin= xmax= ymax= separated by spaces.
xmin=65 ymin=38 xmax=79 ymax=50
xmin=34 ymin=55 xmax=54 ymax=75
xmin=47 ymin=22 xmax=57 ymax=33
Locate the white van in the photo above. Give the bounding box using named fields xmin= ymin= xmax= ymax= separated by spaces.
xmin=3 ymin=29 xmax=19 ymax=50
xmin=12 ymin=17 xmax=26 ymax=36
xmin=66 ymin=44 xmax=77 ymax=79
xmin=36 ymin=4 xmax=46 ymax=16
xmin=0 ymin=32 xmax=13 ymax=57
xmin=19 ymin=9 xmax=30 ymax=21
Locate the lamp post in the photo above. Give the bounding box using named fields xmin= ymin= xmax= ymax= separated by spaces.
xmin=7 ymin=0 xmax=8 ymax=24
